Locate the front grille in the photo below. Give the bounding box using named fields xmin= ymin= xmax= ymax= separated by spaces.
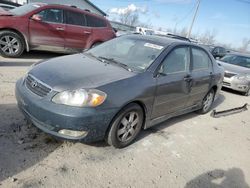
xmin=25 ymin=75 xmax=51 ymax=97
xmin=223 ymin=81 xmax=231 ymax=86
xmin=224 ymin=72 xmax=237 ymax=78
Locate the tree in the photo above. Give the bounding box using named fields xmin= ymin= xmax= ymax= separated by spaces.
xmin=119 ymin=12 xmax=139 ymax=26
xmin=239 ymin=38 xmax=250 ymax=52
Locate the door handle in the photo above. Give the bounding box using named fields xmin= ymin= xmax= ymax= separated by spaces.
xmin=56 ymin=27 xmax=64 ymax=31
xmin=184 ymin=75 xmax=193 ymax=82
xmin=83 ymin=31 xmax=91 ymax=34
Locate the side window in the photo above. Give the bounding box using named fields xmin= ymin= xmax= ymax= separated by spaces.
xmin=37 ymin=9 xmax=63 ymax=23
xmin=65 ymin=11 xmax=86 ymax=26
xmin=86 ymin=14 xmax=106 ymax=27
xmin=192 ymin=48 xmax=211 ymax=70
xmin=160 ymin=47 xmax=190 ymax=74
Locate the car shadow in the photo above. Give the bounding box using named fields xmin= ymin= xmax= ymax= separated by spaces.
xmin=0 ymin=51 xmax=64 ymax=67
xmin=184 ymin=168 xmax=249 ymax=188
xmin=222 ymin=87 xmax=245 ymax=96
xmin=135 ymin=93 xmax=225 ymax=144
xmin=0 ymin=104 xmax=62 ymax=182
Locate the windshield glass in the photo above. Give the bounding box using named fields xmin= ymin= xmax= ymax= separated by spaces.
xmin=9 ymin=3 xmax=44 ymax=15
xmin=86 ymin=36 xmax=165 ymax=71
xmin=220 ymin=55 xmax=250 ymax=69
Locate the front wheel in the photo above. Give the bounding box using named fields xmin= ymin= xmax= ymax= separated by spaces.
xmin=197 ymin=89 xmax=215 ymax=114
xmin=0 ymin=31 xmax=25 ymax=58
xmin=106 ymin=103 xmax=144 ymax=148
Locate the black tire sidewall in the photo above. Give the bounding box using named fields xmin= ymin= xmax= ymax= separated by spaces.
xmin=107 ymin=104 xmax=143 ymax=148
xmin=0 ymin=31 xmax=25 ymax=58
xmin=198 ymin=89 xmax=215 ymax=114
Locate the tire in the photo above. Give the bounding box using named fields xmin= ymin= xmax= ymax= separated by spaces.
xmin=91 ymin=42 xmax=102 ymax=48
xmin=0 ymin=31 xmax=25 ymax=58
xmin=197 ymin=89 xmax=215 ymax=114
xmin=106 ymin=103 xmax=144 ymax=148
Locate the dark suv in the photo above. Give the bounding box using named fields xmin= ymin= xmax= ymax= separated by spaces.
xmin=0 ymin=3 xmax=115 ymax=57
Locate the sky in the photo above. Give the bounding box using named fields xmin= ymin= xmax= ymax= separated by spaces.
xmin=91 ymin=0 xmax=250 ymax=48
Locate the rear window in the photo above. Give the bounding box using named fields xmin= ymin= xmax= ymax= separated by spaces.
xmin=192 ymin=48 xmax=211 ymax=70
xmin=65 ymin=10 xmax=86 ymax=26
xmin=9 ymin=3 xmax=44 ymax=15
xmin=86 ymin=15 xmax=106 ymax=27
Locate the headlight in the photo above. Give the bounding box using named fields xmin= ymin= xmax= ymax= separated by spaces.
xmin=235 ymin=74 xmax=250 ymax=81
xmin=52 ymin=89 xmax=107 ymax=107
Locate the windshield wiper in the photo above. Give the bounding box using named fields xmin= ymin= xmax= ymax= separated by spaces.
xmin=84 ymin=52 xmax=104 ymax=63
xmin=98 ymin=56 xmax=132 ymax=72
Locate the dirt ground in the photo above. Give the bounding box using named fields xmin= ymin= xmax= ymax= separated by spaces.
xmin=0 ymin=51 xmax=250 ymax=188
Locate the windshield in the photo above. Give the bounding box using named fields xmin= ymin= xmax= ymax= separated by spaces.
xmin=9 ymin=3 xmax=44 ymax=16
xmin=220 ymin=55 xmax=250 ymax=69
xmin=86 ymin=36 xmax=165 ymax=72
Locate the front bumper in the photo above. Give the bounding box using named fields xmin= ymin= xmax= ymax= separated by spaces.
xmin=223 ymin=77 xmax=250 ymax=93
xmin=15 ymin=78 xmax=118 ymax=142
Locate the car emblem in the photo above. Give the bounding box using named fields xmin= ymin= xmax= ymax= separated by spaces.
xmin=31 ymin=80 xmax=38 ymax=88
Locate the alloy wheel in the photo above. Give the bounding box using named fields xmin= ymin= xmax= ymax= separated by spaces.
xmin=0 ymin=35 xmax=20 ymax=55
xmin=117 ymin=111 xmax=139 ymax=142
xmin=203 ymin=91 xmax=214 ymax=112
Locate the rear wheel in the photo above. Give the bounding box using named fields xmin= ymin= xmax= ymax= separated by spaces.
xmin=0 ymin=31 xmax=25 ymax=58
xmin=106 ymin=103 xmax=144 ymax=148
xmin=197 ymin=89 xmax=215 ymax=114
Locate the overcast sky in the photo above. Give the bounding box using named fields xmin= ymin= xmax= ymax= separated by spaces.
xmin=91 ymin=0 xmax=250 ymax=48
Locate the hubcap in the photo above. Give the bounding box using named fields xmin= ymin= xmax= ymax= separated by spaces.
xmin=203 ymin=92 xmax=214 ymax=111
xmin=0 ymin=36 xmax=20 ymax=55
xmin=117 ymin=111 xmax=139 ymax=142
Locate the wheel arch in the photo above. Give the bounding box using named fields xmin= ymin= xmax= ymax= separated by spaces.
xmin=0 ymin=28 xmax=30 ymax=52
xmin=105 ymin=100 xmax=148 ymax=138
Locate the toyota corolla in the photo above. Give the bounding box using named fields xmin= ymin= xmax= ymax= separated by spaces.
xmin=16 ymin=35 xmax=224 ymax=148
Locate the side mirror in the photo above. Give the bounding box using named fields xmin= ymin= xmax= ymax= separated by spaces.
xmin=31 ymin=14 xmax=42 ymax=21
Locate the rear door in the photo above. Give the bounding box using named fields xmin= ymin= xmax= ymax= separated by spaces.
xmin=186 ymin=47 xmax=213 ymax=107
xmin=151 ymin=46 xmax=192 ymax=119
xmin=29 ymin=8 xmax=65 ymax=48
xmin=64 ymin=10 xmax=92 ymax=50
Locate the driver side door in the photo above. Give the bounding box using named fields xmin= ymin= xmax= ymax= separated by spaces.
xmin=29 ymin=8 xmax=65 ymax=49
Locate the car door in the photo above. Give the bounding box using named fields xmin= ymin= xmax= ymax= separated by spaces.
xmin=151 ymin=46 xmax=192 ymax=119
xmin=29 ymin=8 xmax=65 ymax=48
xmin=64 ymin=10 xmax=92 ymax=50
xmin=186 ymin=47 xmax=213 ymax=107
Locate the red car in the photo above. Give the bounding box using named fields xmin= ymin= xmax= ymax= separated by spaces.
xmin=0 ymin=3 xmax=115 ymax=57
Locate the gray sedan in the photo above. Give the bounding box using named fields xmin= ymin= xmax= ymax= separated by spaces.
xmin=16 ymin=35 xmax=224 ymax=148
xmin=217 ymin=53 xmax=250 ymax=96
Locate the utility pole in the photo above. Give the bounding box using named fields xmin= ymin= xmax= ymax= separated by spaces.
xmin=187 ymin=0 xmax=201 ymax=38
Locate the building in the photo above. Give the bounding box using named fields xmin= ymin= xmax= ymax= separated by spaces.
xmin=8 ymin=0 xmax=106 ymax=16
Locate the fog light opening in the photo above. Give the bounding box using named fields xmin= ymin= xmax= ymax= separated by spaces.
xmin=58 ymin=129 xmax=88 ymax=138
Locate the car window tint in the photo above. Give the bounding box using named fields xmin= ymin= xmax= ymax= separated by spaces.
xmin=86 ymin=14 xmax=106 ymax=27
xmin=38 ymin=9 xmax=63 ymax=23
xmin=232 ymin=56 xmax=250 ymax=68
xmin=66 ymin=10 xmax=86 ymax=26
xmin=192 ymin=48 xmax=211 ymax=70
xmin=160 ymin=47 xmax=190 ymax=74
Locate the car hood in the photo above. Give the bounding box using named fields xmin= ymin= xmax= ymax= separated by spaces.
xmin=217 ymin=60 xmax=250 ymax=75
xmin=29 ymin=53 xmax=136 ymax=91
xmin=0 ymin=8 xmax=13 ymax=16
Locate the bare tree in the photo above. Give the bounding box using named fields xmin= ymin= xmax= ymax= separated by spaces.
xmin=199 ymin=30 xmax=217 ymax=44
xmin=239 ymin=38 xmax=250 ymax=52
xmin=119 ymin=12 xmax=139 ymax=26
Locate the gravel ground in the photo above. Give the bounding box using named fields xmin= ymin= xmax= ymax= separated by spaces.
xmin=0 ymin=52 xmax=250 ymax=188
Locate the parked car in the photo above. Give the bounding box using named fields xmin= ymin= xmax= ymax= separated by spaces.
xmin=217 ymin=53 xmax=250 ymax=96
xmin=201 ymin=45 xmax=228 ymax=59
xmin=0 ymin=3 xmax=115 ymax=58
xmin=0 ymin=0 xmax=20 ymax=11
xmin=16 ymin=35 xmax=224 ymax=148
